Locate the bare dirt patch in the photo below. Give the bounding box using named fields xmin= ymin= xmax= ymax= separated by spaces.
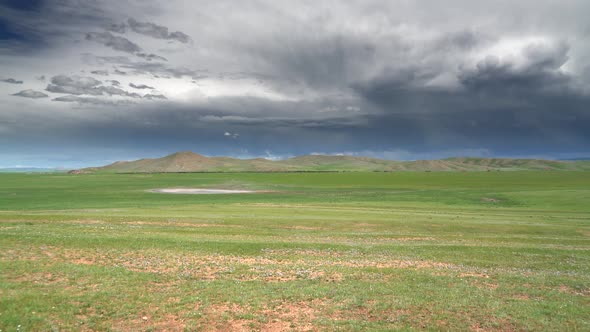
xmin=198 ymin=300 xmax=326 ymax=332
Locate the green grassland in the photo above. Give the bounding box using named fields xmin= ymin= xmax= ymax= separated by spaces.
xmin=1 ymin=172 xmax=589 ymax=331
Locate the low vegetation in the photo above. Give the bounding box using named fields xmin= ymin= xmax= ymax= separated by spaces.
xmin=1 ymin=171 xmax=589 ymax=331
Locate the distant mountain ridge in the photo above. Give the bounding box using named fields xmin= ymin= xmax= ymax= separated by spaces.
xmin=69 ymin=151 xmax=590 ymax=173
xmin=0 ymin=167 xmax=65 ymax=173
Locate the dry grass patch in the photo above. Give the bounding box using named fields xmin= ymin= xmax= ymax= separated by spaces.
xmin=197 ymin=299 xmax=330 ymax=332
xmin=558 ymin=285 xmax=590 ymax=297
xmin=475 ymin=281 xmax=499 ymax=290
xmin=279 ymin=225 xmax=326 ymax=230
xmin=8 ymin=271 xmax=68 ymax=286
xmin=459 ymin=272 xmax=490 ymax=278
xmin=122 ymin=221 xmax=236 ymax=228
xmin=4 ymin=246 xmax=455 ymax=283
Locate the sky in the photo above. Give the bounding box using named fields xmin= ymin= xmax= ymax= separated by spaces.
xmin=1 ymin=0 xmax=589 ymax=168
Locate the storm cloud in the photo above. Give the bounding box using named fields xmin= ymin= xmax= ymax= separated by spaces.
xmin=1 ymin=0 xmax=589 ymax=167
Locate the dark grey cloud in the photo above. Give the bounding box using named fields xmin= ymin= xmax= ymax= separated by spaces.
xmin=82 ymin=54 xmax=202 ymax=78
xmin=115 ymin=60 xmax=198 ymax=78
xmin=238 ymin=34 xmax=379 ymax=92
xmin=1 ymin=78 xmax=23 ymax=84
xmin=45 ymin=84 xmax=97 ymax=95
xmin=46 ymin=75 xmax=103 ymax=95
xmin=458 ymin=42 xmax=572 ymax=94
xmin=136 ymin=53 xmax=167 ymax=61
xmin=82 ymin=54 xmax=131 ymax=65
xmin=168 ymin=31 xmax=191 ymax=44
xmin=0 ymin=0 xmax=114 ymax=54
xmin=127 ymin=18 xmax=191 ymax=43
xmin=51 ymin=91 xmax=166 ymax=105
xmin=108 ymin=80 xmax=121 ymax=86
xmin=129 ymin=83 xmax=154 ymax=89
xmin=30 ymin=95 xmax=368 ymax=160
xmin=143 ymin=93 xmax=167 ymax=100
xmin=100 ymin=86 xmax=142 ymax=98
xmin=51 ymin=75 xmax=100 ymax=88
xmin=90 ymin=70 xmax=109 ymax=76
xmin=120 ymin=96 xmax=368 ymax=132
xmin=352 ymin=43 xmax=589 ymax=152
xmin=52 ymin=95 xmax=136 ymax=106
xmin=46 ymin=75 xmax=142 ymax=98
xmin=85 ymin=32 xmax=142 ymax=54
xmin=106 ymin=23 xmax=127 ymax=34
xmin=12 ymin=89 xmax=48 ymax=98
xmin=1 ymin=0 xmax=44 ymax=11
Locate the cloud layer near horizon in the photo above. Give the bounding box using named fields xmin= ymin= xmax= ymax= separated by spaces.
xmin=1 ymin=0 xmax=589 ymax=167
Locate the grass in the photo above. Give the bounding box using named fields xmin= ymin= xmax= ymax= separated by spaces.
xmin=0 ymin=171 xmax=589 ymax=331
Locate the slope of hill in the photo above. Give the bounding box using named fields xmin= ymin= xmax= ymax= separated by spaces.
xmin=71 ymin=152 xmax=590 ymax=173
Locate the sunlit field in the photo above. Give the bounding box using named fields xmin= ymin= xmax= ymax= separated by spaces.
xmin=1 ymin=172 xmax=589 ymax=331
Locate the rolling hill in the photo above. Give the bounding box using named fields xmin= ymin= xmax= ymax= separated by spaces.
xmin=70 ymin=151 xmax=590 ymax=173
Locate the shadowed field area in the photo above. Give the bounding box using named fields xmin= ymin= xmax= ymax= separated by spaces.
xmin=0 ymin=172 xmax=589 ymax=331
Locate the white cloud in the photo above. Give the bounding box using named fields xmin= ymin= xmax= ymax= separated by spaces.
xmin=224 ymin=131 xmax=239 ymax=139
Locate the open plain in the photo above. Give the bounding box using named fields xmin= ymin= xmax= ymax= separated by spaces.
xmin=1 ymin=171 xmax=589 ymax=331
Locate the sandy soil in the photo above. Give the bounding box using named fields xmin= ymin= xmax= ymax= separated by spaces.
xmin=149 ymin=188 xmax=256 ymax=194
